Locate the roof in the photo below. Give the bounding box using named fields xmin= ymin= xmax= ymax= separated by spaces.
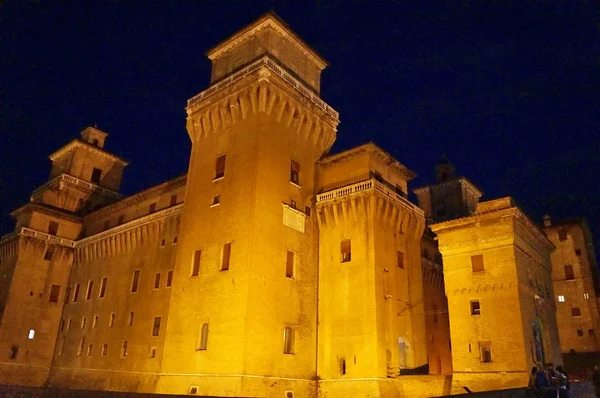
xmin=206 ymin=11 xmax=328 ymax=70
xmin=414 ymin=176 xmax=483 ymax=197
xmin=48 ymin=138 xmax=129 ymax=165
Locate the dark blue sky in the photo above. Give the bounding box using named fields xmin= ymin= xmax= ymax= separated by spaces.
xmin=1 ymin=2 xmax=599 ymax=249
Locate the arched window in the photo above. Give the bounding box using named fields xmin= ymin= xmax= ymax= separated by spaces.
xmin=283 ymin=327 xmax=294 ymax=354
xmin=198 ymin=323 xmax=209 ymax=350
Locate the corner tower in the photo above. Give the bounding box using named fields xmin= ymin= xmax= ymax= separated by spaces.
xmin=160 ymin=14 xmax=339 ymax=397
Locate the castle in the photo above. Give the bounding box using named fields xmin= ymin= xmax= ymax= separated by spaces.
xmin=0 ymin=13 xmax=598 ymax=398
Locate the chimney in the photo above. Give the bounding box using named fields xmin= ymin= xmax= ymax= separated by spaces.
xmin=543 ymin=215 xmax=552 ymax=227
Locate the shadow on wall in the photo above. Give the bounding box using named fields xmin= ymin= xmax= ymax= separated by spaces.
xmin=433 ymin=381 xmax=596 ymax=398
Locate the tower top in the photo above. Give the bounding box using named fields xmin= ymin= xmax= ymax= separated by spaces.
xmin=205 ymin=12 xmax=328 ymax=93
xmin=80 ymin=126 xmax=109 ymax=148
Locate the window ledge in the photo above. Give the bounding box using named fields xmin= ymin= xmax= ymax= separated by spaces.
xmin=290 ymin=181 xmax=301 ymax=189
xmin=213 ymin=176 xmax=225 ymax=182
xmin=210 ymin=203 xmax=221 ymax=208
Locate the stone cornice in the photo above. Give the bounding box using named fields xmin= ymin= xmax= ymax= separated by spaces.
xmin=10 ymin=202 xmax=82 ymax=224
xmin=187 ymin=54 xmax=338 ymax=122
xmin=319 ymin=142 xmax=416 ymax=180
xmin=84 ymin=175 xmax=187 ymax=221
xmin=48 ymin=139 xmax=129 ymax=166
xmin=19 ymin=227 xmax=76 ymax=248
xmin=30 ymin=173 xmax=123 ymax=201
xmin=206 ymin=13 xmax=327 ymax=69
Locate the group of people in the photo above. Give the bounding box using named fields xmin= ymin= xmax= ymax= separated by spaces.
xmin=528 ymin=363 xmax=569 ymax=398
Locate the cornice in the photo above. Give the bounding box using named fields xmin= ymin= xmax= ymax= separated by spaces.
xmin=48 ymin=139 xmax=129 ymax=166
xmin=206 ymin=13 xmax=327 ymax=70
xmin=10 ymin=202 xmax=82 ymax=223
xmin=84 ymin=175 xmax=187 ymax=221
xmin=19 ymin=227 xmax=76 ymax=248
xmin=414 ymin=177 xmax=482 ymax=197
xmin=30 ymin=173 xmax=123 ymax=201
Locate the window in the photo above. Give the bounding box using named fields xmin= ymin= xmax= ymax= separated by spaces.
xmin=221 ymin=243 xmax=231 ymax=271
xmin=470 ymin=300 xmax=481 ymax=315
xmin=49 ymin=284 xmax=61 ymax=303
xmin=286 ymin=251 xmax=294 ymax=278
xmin=170 ymin=194 xmax=177 ymax=206
xmin=305 ymin=205 xmax=311 ymax=216
xmin=192 ymin=250 xmax=202 ymax=276
xmin=128 ymin=312 xmax=134 ymax=326
xmin=283 ymin=327 xmax=294 ymax=354
xmin=131 ymin=270 xmax=140 ymax=293
xmin=48 ymin=221 xmax=59 ymax=236
xmin=85 ymin=280 xmax=94 ymax=300
xmin=121 ymin=341 xmax=128 ymax=358
xmin=166 ymin=270 xmax=173 ymax=287
xmin=9 ymin=345 xmax=19 ymax=360
xmin=173 ymin=236 xmax=178 ymax=244
xmin=285 ymin=392 xmax=294 ymax=398
xmin=81 ymin=317 xmax=87 ymax=329
xmin=558 ymin=228 xmax=567 ymax=241
xmin=99 ymin=277 xmax=107 ymax=298
xmin=149 ymin=203 xmax=156 ymax=214
xmin=471 ymin=254 xmax=484 ymax=272
xmin=341 ymin=240 xmax=351 ymax=263
xmin=558 ymin=295 xmax=565 ymax=302
xmin=102 ymin=344 xmax=108 ymax=356
xmin=290 ymin=160 xmax=300 ymax=185
xmin=577 ymin=329 xmax=584 ymax=337
xmin=215 ymin=154 xmax=226 ymax=179
xmin=154 ymin=273 xmax=161 ymax=289
xmin=118 ymin=215 xmax=124 ymax=225
xmin=564 ymin=265 xmax=575 ymax=281
xmin=60 ymin=320 xmax=65 ymax=332
xmin=73 ymin=283 xmax=80 ymax=302
xmin=109 ymin=313 xmax=116 ymax=327
xmin=189 ymin=387 xmax=199 ymax=395
xmin=211 ymin=195 xmax=220 ymax=206
xmin=589 ymin=329 xmax=595 ymax=337
xmin=290 ymin=199 xmax=297 ymax=209
xmin=575 ymin=249 xmax=582 ymax=256
xmin=397 ymin=251 xmax=404 ymax=269
xmin=67 ymin=319 xmax=72 ymax=330
xmin=87 ymin=344 xmax=93 ymax=356
xmin=148 ymin=346 xmax=157 ymax=358
xmin=572 ymin=307 xmax=581 ymax=317
xmin=44 ymin=246 xmax=54 ymax=261
xmin=28 ymin=329 xmax=35 ymax=340
xmin=160 ymin=239 xmax=166 ymax=247
xmin=91 ymin=168 xmax=102 ymax=184
xmin=78 ymin=338 xmax=85 ymax=356
xmin=198 ymin=323 xmax=209 ymax=350
xmin=480 ymin=342 xmax=492 ymax=362
xmin=152 ymin=317 xmax=161 ymax=337
xmin=92 ymin=316 xmax=98 ymax=328
xmin=583 ymin=293 xmax=590 ymax=300
xmin=339 ymin=358 xmax=346 ymax=375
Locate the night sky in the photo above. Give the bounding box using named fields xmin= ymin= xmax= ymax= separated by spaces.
xmin=2 ymin=3 xmax=599 ymax=253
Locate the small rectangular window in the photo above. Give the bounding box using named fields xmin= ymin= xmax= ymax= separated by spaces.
xmin=101 ymin=344 xmax=108 ymax=356
xmin=160 ymin=238 xmax=166 ymax=247
xmin=131 ymin=270 xmax=140 ymax=293
xmin=558 ymin=228 xmax=567 ymax=241
xmin=92 ymin=315 xmax=98 ymax=328
xmin=152 ymin=316 xmax=161 ymax=337
xmin=73 ymin=283 xmax=80 ymax=302
xmin=286 ymin=251 xmax=294 ymax=278
xmin=148 ymin=345 xmax=157 ymax=358
xmin=170 ymin=194 xmax=177 ymax=206
xmin=305 ymin=205 xmax=311 ymax=216
xmin=48 ymin=221 xmax=59 ymax=235
xmin=215 ymin=154 xmax=226 ymax=179
xmin=81 ymin=317 xmax=87 ymax=329
xmin=397 ymin=251 xmax=404 ymax=269
xmin=290 ymin=199 xmax=297 ymax=209
xmin=99 ymin=277 xmax=107 ymax=298
xmin=149 ymin=203 xmax=156 ymax=214
xmin=290 ymin=160 xmax=300 ymax=185
xmin=60 ymin=319 xmax=65 ymax=332
xmin=577 ymin=329 xmax=584 ymax=337
xmin=211 ymin=195 xmax=220 ymax=206
xmin=221 ymin=243 xmax=231 ymax=271
xmin=192 ymin=250 xmax=202 ymax=276
xmin=283 ymin=326 xmax=294 ymax=354
xmin=575 ymin=249 xmax=582 ymax=256
xmin=109 ymin=313 xmax=116 ymax=327
xmin=173 ymin=236 xmax=178 ymax=244
xmin=87 ymin=344 xmax=93 ymax=356
xmin=67 ymin=319 xmax=72 ymax=330
xmin=154 ymin=273 xmax=161 ymax=289
xmin=558 ymin=295 xmax=565 ymax=302
xmin=91 ymin=168 xmax=102 ymax=184
xmin=341 ymin=240 xmax=351 ymax=263
xmin=339 ymin=358 xmax=346 ymax=375
xmin=584 ymin=293 xmax=590 ymax=300
xmin=9 ymin=345 xmax=19 ymax=360
xmin=471 ymin=254 xmax=484 ymax=272
xmin=78 ymin=338 xmax=85 ymax=356
xmin=564 ymin=265 xmax=575 ymax=281
xmin=49 ymin=284 xmax=61 ymax=303
xmin=166 ymin=270 xmax=173 ymax=287
xmin=470 ymin=300 xmax=481 ymax=315
xmin=128 ymin=312 xmax=134 ymax=326
xmin=480 ymin=342 xmax=492 ymax=362
xmin=198 ymin=323 xmax=209 ymax=350
xmin=121 ymin=340 xmax=128 ymax=358
xmin=85 ymin=280 xmax=94 ymax=300
xmin=44 ymin=246 xmax=54 ymax=261
xmin=589 ymin=329 xmax=595 ymax=337
xmin=572 ymin=307 xmax=581 ymax=317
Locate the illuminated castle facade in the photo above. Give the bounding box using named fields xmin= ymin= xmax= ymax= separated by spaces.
xmin=0 ymin=13 xmax=596 ymax=398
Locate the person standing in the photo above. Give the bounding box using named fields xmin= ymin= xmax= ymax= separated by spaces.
xmin=555 ymin=365 xmax=568 ymax=398
xmin=592 ymin=365 xmax=600 ymax=398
